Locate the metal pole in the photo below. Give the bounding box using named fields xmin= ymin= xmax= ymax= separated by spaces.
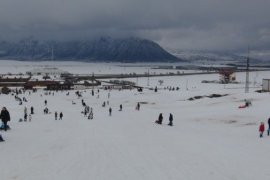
xmin=147 ymin=68 xmax=150 ymax=86
xmin=245 ymin=47 xmax=250 ymax=93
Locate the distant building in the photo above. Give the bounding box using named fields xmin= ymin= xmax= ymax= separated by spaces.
xmin=26 ymin=67 xmax=70 ymax=76
xmin=219 ymin=69 xmax=236 ymax=83
xmin=262 ymin=79 xmax=270 ymax=91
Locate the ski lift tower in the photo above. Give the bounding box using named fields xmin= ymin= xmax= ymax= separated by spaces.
xmin=245 ymin=47 xmax=250 ymax=93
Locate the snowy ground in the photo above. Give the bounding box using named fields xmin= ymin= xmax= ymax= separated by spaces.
xmin=1 ymin=62 xmax=270 ymax=180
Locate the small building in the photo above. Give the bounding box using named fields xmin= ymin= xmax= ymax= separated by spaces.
xmin=46 ymin=82 xmax=72 ymax=90
xmin=262 ymin=79 xmax=270 ymax=91
xmin=219 ymin=69 xmax=236 ymax=84
xmin=0 ymin=75 xmax=31 ymax=87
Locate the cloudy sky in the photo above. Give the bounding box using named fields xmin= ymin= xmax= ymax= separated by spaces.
xmin=0 ymin=0 xmax=269 ymax=52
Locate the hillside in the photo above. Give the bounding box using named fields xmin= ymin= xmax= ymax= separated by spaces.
xmin=0 ymin=37 xmax=179 ymax=62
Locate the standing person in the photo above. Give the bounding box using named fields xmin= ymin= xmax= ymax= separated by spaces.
xmin=31 ymin=106 xmax=34 ymax=114
xmin=109 ymin=107 xmax=112 ymax=116
xmin=268 ymin=118 xmax=270 ymax=136
xmin=84 ymin=108 xmax=88 ymax=117
xmin=24 ymin=113 xmax=28 ymax=122
xmin=92 ymin=89 xmax=94 ymax=96
xmin=44 ymin=100 xmax=47 ymax=106
xmin=259 ymin=122 xmax=265 ymax=138
xmin=119 ymin=104 xmax=122 ymax=111
xmin=155 ymin=113 xmax=163 ymax=124
xmin=136 ymin=103 xmax=140 ymax=111
xmin=55 ymin=112 xmax=58 ymax=120
xmin=0 ymin=107 xmax=10 ymax=131
xmin=59 ymin=112 xmax=63 ymax=120
xmin=168 ymin=113 xmax=173 ymax=126
xmin=0 ymin=134 xmax=4 ymax=142
xmin=88 ymin=109 xmax=93 ymax=120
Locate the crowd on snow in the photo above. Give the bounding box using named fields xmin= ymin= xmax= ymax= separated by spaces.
xmin=0 ymin=87 xmax=174 ymax=142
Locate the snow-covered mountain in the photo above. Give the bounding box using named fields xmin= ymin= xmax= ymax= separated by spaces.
xmin=166 ymin=49 xmax=263 ymax=64
xmin=0 ymin=37 xmax=179 ymax=62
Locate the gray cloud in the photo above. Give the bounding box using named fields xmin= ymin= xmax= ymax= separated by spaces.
xmin=0 ymin=0 xmax=269 ymax=52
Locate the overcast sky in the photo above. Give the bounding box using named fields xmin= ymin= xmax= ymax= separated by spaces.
xmin=0 ymin=0 xmax=269 ymax=52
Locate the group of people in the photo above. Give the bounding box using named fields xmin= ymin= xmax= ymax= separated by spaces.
xmin=155 ymin=113 xmax=174 ymax=126
xmin=54 ymin=111 xmax=64 ymax=120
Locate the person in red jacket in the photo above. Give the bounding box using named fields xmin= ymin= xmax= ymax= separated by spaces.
xmin=259 ymin=122 xmax=265 ymax=138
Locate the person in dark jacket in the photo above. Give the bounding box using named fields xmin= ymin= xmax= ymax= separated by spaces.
xmin=155 ymin=113 xmax=163 ymax=124
xmin=0 ymin=134 xmax=4 ymax=141
xmin=0 ymin=107 xmax=10 ymax=131
xmin=31 ymin=106 xmax=34 ymax=114
xmin=59 ymin=112 xmax=63 ymax=120
xmin=119 ymin=104 xmax=122 ymax=111
xmin=168 ymin=113 xmax=173 ymax=126
xmin=109 ymin=107 xmax=112 ymax=116
xmin=268 ymin=118 xmax=270 ymax=136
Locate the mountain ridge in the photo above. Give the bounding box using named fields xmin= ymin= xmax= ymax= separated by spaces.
xmin=0 ymin=37 xmax=180 ymax=62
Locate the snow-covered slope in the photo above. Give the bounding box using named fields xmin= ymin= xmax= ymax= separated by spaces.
xmin=0 ymin=63 xmax=269 ymax=180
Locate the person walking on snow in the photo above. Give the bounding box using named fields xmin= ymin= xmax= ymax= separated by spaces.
xmin=109 ymin=107 xmax=112 ymax=116
xmin=119 ymin=104 xmax=122 ymax=111
xmin=24 ymin=113 xmax=28 ymax=122
xmin=0 ymin=107 xmax=10 ymax=131
xmin=59 ymin=112 xmax=63 ymax=120
xmin=168 ymin=113 xmax=173 ymax=126
xmin=29 ymin=114 xmax=32 ymax=122
xmin=259 ymin=122 xmax=265 ymax=138
xmin=155 ymin=113 xmax=163 ymax=124
xmin=136 ymin=103 xmax=140 ymax=111
xmin=268 ymin=118 xmax=270 ymax=136
xmin=55 ymin=112 xmax=58 ymax=120
xmin=31 ymin=106 xmax=34 ymax=114
xmin=0 ymin=134 xmax=4 ymax=142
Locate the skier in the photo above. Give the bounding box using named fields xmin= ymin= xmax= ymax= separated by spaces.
xmin=155 ymin=113 xmax=163 ymax=124
xmin=0 ymin=107 xmax=10 ymax=131
xmin=29 ymin=114 xmax=32 ymax=122
xmin=259 ymin=122 xmax=265 ymax=138
xmin=44 ymin=100 xmax=47 ymax=106
xmin=109 ymin=107 xmax=112 ymax=116
xmin=59 ymin=112 xmax=63 ymax=120
xmin=102 ymin=101 xmax=106 ymax=107
xmin=55 ymin=112 xmax=58 ymax=120
xmin=168 ymin=113 xmax=173 ymax=126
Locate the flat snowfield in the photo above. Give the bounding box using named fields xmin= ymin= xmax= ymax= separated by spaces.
xmin=0 ymin=61 xmax=270 ymax=180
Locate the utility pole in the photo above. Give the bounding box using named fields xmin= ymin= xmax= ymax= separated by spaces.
xmin=245 ymin=47 xmax=250 ymax=93
xmin=147 ymin=68 xmax=150 ymax=86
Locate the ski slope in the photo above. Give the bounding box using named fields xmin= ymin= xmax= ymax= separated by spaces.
xmin=0 ymin=62 xmax=270 ymax=180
